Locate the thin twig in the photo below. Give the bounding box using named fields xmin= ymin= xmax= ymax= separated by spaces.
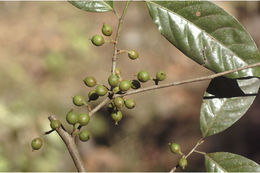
xmin=111 ymin=0 xmax=131 ymax=74
xmin=120 ymin=62 xmax=260 ymax=97
xmin=89 ymin=97 xmax=110 ymax=117
xmin=48 ymin=115 xmax=86 ymax=172
xmin=194 ymin=150 xmax=206 ymax=155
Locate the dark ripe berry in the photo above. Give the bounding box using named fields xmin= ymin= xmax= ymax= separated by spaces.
xmin=79 ymin=130 xmax=90 ymax=142
xmin=66 ymin=110 xmax=79 ymax=125
xmin=83 ymin=76 xmax=97 ymax=87
xmin=119 ymin=80 xmax=131 ymax=91
xmin=137 ymin=71 xmax=150 ymax=82
xmin=179 ymin=157 xmax=188 ymax=170
xmin=108 ymin=74 xmax=119 ymax=87
xmin=128 ymin=50 xmax=139 ymax=60
xmin=91 ymin=34 xmax=105 ymax=46
xmin=95 ymin=85 xmax=108 ymax=96
xmin=111 ymin=110 xmax=122 ymax=125
xmin=73 ymin=95 xmax=86 ymax=106
xmin=50 ymin=120 xmax=61 ymax=129
xmin=131 ymin=80 xmax=141 ymax=89
xmin=88 ymin=90 xmax=99 ymax=101
xmin=107 ymin=103 xmax=116 ymax=113
xmin=113 ymin=86 xmax=120 ymax=94
xmin=113 ymin=97 xmax=124 ymax=109
xmin=156 ymin=71 xmax=166 ymax=81
xmin=169 ymin=143 xmax=182 ymax=154
xmin=102 ymin=24 xmax=113 ymax=36
xmin=31 ymin=137 xmax=43 ymax=150
xmin=79 ymin=113 xmax=90 ymax=126
xmin=124 ymin=99 xmax=136 ymax=109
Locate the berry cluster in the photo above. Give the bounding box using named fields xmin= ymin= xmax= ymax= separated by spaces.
xmin=169 ymin=142 xmax=188 ymax=170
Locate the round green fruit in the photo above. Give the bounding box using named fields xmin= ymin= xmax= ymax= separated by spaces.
xmin=31 ymin=137 xmax=43 ymax=150
xmin=83 ymin=76 xmax=97 ymax=87
xmin=124 ymin=99 xmax=136 ymax=109
xmin=88 ymin=90 xmax=99 ymax=101
xmin=108 ymin=74 xmax=119 ymax=87
xmin=128 ymin=50 xmax=139 ymax=60
xmin=91 ymin=34 xmax=105 ymax=46
xmin=107 ymin=103 xmax=116 ymax=113
xmin=66 ymin=110 xmax=79 ymax=125
xmin=137 ymin=71 xmax=150 ymax=82
xmin=179 ymin=157 xmax=188 ymax=170
xmin=113 ymin=97 xmax=124 ymax=109
xmin=50 ymin=120 xmax=61 ymax=129
xmin=111 ymin=110 xmax=122 ymax=125
xmin=169 ymin=143 xmax=182 ymax=154
xmin=119 ymin=80 xmax=131 ymax=91
xmin=113 ymin=86 xmax=120 ymax=94
xmin=79 ymin=113 xmax=90 ymax=126
xmin=131 ymin=80 xmax=141 ymax=89
xmin=95 ymin=85 xmax=108 ymax=96
xmin=73 ymin=95 xmax=86 ymax=106
xmin=79 ymin=130 xmax=90 ymax=142
xmin=102 ymin=24 xmax=113 ymax=36
xmin=156 ymin=71 xmax=166 ymax=81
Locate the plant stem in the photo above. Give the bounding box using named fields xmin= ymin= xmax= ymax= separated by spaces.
xmin=112 ymin=0 xmax=131 ymax=75
xmin=48 ymin=115 xmax=86 ymax=172
xmin=119 ymin=62 xmax=260 ymax=97
xmin=89 ymin=97 xmax=110 ymax=117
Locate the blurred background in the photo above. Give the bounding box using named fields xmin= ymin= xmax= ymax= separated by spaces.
xmin=0 ymin=1 xmax=260 ymax=171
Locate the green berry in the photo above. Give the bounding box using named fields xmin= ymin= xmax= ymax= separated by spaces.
xmin=111 ymin=110 xmax=122 ymax=125
xmin=124 ymin=99 xmax=136 ymax=109
xmin=107 ymin=103 xmax=116 ymax=113
xmin=113 ymin=97 xmax=124 ymax=109
xmin=66 ymin=110 xmax=79 ymax=125
xmin=79 ymin=113 xmax=90 ymax=126
xmin=50 ymin=120 xmax=61 ymax=129
xmin=169 ymin=143 xmax=182 ymax=154
xmin=83 ymin=76 xmax=97 ymax=87
xmin=102 ymin=24 xmax=113 ymax=36
xmin=88 ymin=90 xmax=99 ymax=101
xmin=156 ymin=71 xmax=166 ymax=81
xmin=73 ymin=95 xmax=86 ymax=106
xmin=91 ymin=34 xmax=105 ymax=46
xmin=79 ymin=130 xmax=90 ymax=142
xmin=131 ymin=80 xmax=141 ymax=89
xmin=137 ymin=70 xmax=150 ymax=82
xmin=179 ymin=157 xmax=188 ymax=170
xmin=108 ymin=74 xmax=119 ymax=87
xmin=128 ymin=50 xmax=139 ymax=60
xmin=31 ymin=137 xmax=43 ymax=150
xmin=95 ymin=85 xmax=108 ymax=96
xmin=115 ymin=68 xmax=121 ymax=77
xmin=113 ymin=86 xmax=120 ymax=94
xmin=119 ymin=80 xmax=131 ymax=91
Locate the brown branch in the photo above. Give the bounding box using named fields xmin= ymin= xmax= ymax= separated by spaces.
xmin=48 ymin=115 xmax=86 ymax=172
xmin=89 ymin=97 xmax=110 ymax=117
xmin=119 ymin=62 xmax=260 ymax=97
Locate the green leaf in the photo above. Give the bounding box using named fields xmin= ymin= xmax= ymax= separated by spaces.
xmin=146 ymin=1 xmax=260 ymax=78
xmin=205 ymin=152 xmax=260 ymax=172
xmin=200 ymin=77 xmax=259 ymax=137
xmin=69 ymin=0 xmax=113 ymax=13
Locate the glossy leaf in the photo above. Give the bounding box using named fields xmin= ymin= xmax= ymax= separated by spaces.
xmin=69 ymin=0 xmax=113 ymax=13
xmin=205 ymin=152 xmax=260 ymax=172
xmin=146 ymin=1 xmax=260 ymax=78
xmin=200 ymin=77 xmax=259 ymax=137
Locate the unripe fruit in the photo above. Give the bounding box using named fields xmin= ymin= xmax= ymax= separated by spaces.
xmin=131 ymin=80 xmax=141 ymax=89
xmin=91 ymin=34 xmax=105 ymax=46
xmin=107 ymin=103 xmax=116 ymax=113
xmin=156 ymin=71 xmax=166 ymax=81
xmin=31 ymin=137 xmax=43 ymax=150
xmin=73 ymin=95 xmax=86 ymax=106
xmin=50 ymin=120 xmax=61 ymax=129
xmin=95 ymin=85 xmax=108 ymax=96
xmin=83 ymin=76 xmax=97 ymax=87
xmin=137 ymin=71 xmax=150 ymax=82
xmin=66 ymin=110 xmax=79 ymax=125
xmin=102 ymin=24 xmax=113 ymax=36
xmin=169 ymin=143 xmax=182 ymax=154
xmin=108 ymin=74 xmax=119 ymax=87
xmin=124 ymin=99 xmax=136 ymax=109
xmin=88 ymin=90 xmax=99 ymax=101
xmin=119 ymin=80 xmax=131 ymax=91
xmin=179 ymin=157 xmax=188 ymax=170
xmin=79 ymin=113 xmax=90 ymax=126
xmin=111 ymin=110 xmax=122 ymax=125
xmin=115 ymin=68 xmax=121 ymax=77
xmin=128 ymin=50 xmax=139 ymax=60
xmin=113 ymin=86 xmax=120 ymax=94
xmin=79 ymin=130 xmax=90 ymax=142
xmin=113 ymin=97 xmax=124 ymax=109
